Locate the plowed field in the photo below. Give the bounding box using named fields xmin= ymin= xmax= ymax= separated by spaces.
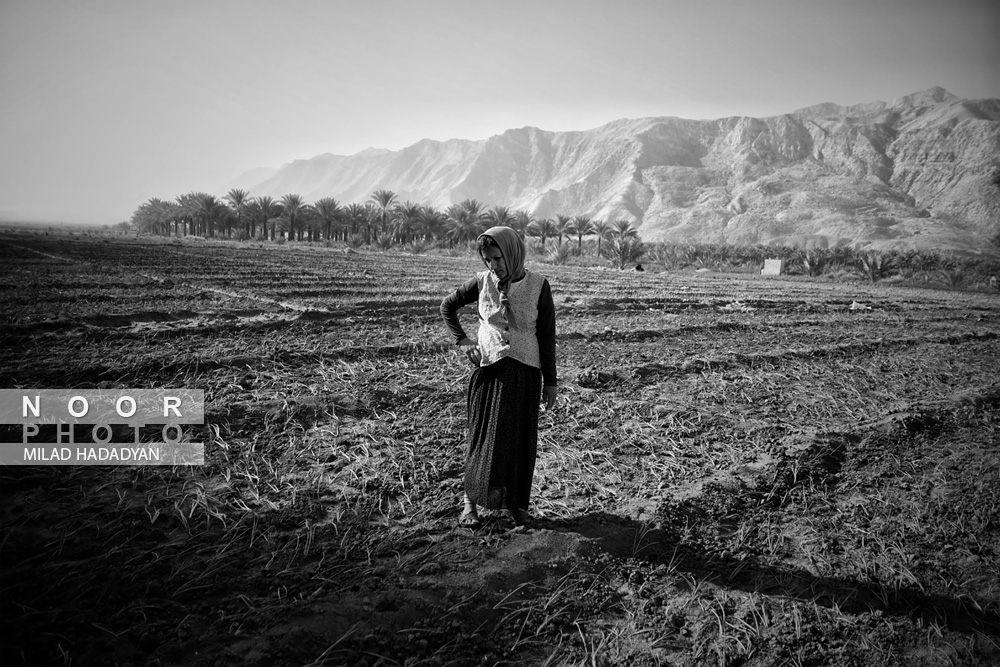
xmin=2 ymin=232 xmax=998 ymax=666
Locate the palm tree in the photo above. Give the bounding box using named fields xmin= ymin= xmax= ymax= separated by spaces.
xmin=528 ymin=218 xmax=557 ymax=248
xmin=251 ymin=195 xmax=282 ymax=240
xmin=180 ymin=193 xmax=206 ymax=234
xmin=130 ymin=199 xmax=153 ymax=234
xmin=131 ymin=198 xmax=178 ymax=235
xmin=343 ymin=203 xmax=367 ymax=237
xmin=178 ymin=192 xmax=226 ymax=237
xmin=392 ymin=200 xmax=422 ymax=244
xmin=570 ymin=215 xmax=594 ymax=252
xmin=418 ymin=205 xmax=447 ymax=242
xmin=592 ymin=219 xmax=612 ymax=257
xmin=301 ymin=206 xmax=322 ymax=242
xmin=370 ymin=189 xmax=398 ymax=243
xmin=445 ymin=202 xmax=486 ymax=245
xmin=484 ymin=205 xmax=516 ymax=228
xmin=141 ymin=198 xmax=172 ymax=235
xmin=220 ymin=207 xmax=238 ymax=238
xmin=362 ymin=202 xmax=381 ymax=244
xmin=613 ymin=219 xmax=639 ymax=239
xmin=281 ymin=194 xmax=308 ymax=241
xmin=458 ymin=199 xmax=486 ymax=222
xmin=199 ymin=193 xmax=227 ymax=237
xmin=224 ymin=189 xmax=251 ymax=238
xmin=158 ymin=198 xmax=182 ymax=235
xmin=164 ymin=199 xmax=184 ymax=236
xmin=511 ymin=210 xmax=534 ymax=240
xmin=172 ymin=193 xmax=193 ymax=235
xmin=313 ymin=197 xmax=343 ymax=241
xmin=554 ymin=214 xmax=572 ymax=247
xmin=146 ymin=198 xmax=183 ymax=236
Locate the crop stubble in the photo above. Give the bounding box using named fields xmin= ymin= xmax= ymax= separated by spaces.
xmin=1 ymin=233 xmax=998 ymax=666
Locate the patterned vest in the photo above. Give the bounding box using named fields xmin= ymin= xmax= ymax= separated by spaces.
xmin=476 ymin=269 xmax=545 ymax=370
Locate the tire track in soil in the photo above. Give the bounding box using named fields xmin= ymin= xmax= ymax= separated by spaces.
xmin=135 ymin=270 xmax=331 ymax=315
xmin=0 ymin=299 xmax=448 ymax=338
xmin=4 ymin=242 xmax=88 ymax=265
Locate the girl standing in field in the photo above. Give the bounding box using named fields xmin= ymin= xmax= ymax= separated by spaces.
xmin=440 ymin=226 xmax=557 ymax=528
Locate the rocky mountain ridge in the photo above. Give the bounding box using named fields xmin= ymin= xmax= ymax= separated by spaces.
xmin=230 ymin=87 xmax=1000 ymax=254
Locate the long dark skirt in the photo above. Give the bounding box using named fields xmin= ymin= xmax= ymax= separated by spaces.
xmin=465 ymin=357 xmax=541 ymax=511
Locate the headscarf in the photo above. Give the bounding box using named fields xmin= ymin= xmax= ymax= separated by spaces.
xmin=477 ymin=226 xmax=525 ymax=289
xmin=478 ymin=226 xmax=526 ymax=328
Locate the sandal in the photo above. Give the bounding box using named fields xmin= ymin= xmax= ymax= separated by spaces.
xmin=459 ymin=510 xmax=481 ymax=528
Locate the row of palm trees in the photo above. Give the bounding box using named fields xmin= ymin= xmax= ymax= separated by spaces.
xmin=126 ymin=190 xmax=1000 ymax=283
xmin=129 ymin=188 xmax=639 ymax=252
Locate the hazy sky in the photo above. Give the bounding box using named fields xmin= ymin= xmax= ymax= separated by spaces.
xmin=1 ymin=0 xmax=997 ymax=224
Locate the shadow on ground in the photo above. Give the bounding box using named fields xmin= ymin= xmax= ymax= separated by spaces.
xmin=536 ymin=511 xmax=1000 ymax=638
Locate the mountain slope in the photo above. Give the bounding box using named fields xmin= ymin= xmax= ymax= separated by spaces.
xmin=235 ymin=87 xmax=1000 ymax=254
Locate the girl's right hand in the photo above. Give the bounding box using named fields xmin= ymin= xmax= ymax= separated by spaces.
xmin=457 ymin=338 xmax=482 ymax=367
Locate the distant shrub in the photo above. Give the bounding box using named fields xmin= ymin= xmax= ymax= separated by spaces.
xmin=406 ymin=239 xmax=430 ymax=254
xmin=939 ymin=266 xmax=966 ymax=288
xmin=857 ymin=251 xmax=894 ymax=282
xmin=346 ymin=233 xmax=364 ymax=249
xmin=546 ymin=244 xmax=573 ymax=265
xmin=526 ymin=240 xmax=547 ymax=255
xmin=802 ymin=250 xmax=828 ymax=277
xmin=602 ymin=237 xmax=646 ymax=269
xmin=895 ymin=249 xmax=940 ymax=273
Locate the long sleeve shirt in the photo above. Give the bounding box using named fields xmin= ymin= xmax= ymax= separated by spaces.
xmin=440 ymin=270 xmax=557 ymax=387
